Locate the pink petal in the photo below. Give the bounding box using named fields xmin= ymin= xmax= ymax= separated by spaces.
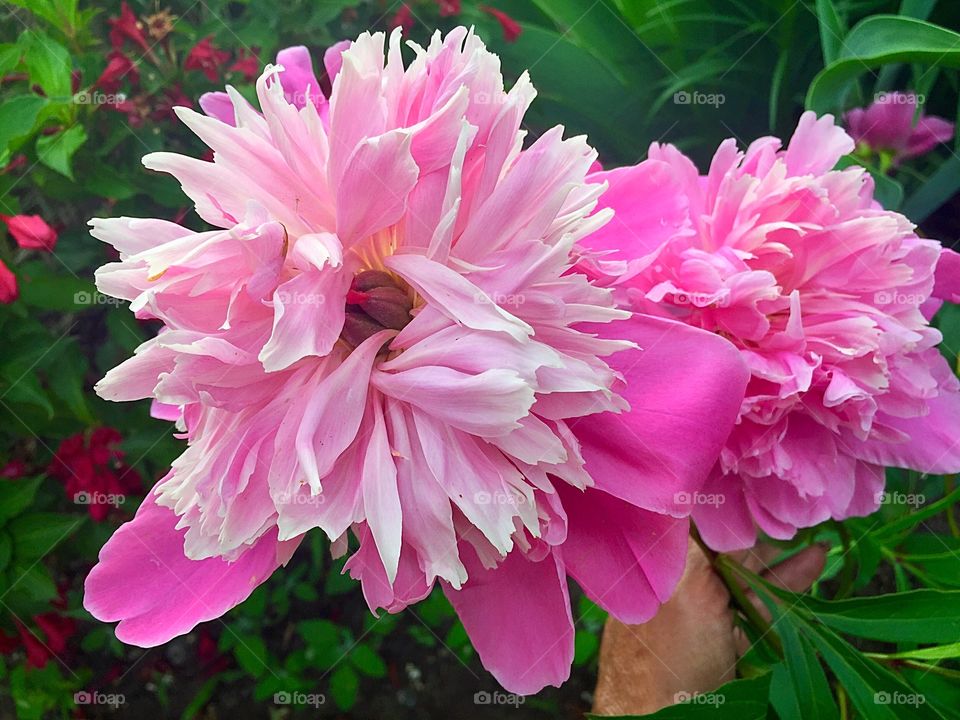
xmin=444 ymin=545 xmax=573 ymax=695
xmin=84 ymin=496 xmax=299 ymax=646
xmin=361 ymin=394 xmax=402 ymax=583
xmin=584 ymin=160 xmax=689 ymax=260
xmin=557 ymin=484 xmax=688 ymax=623
xmin=295 ymin=331 xmax=393 ymax=491
xmin=335 ymin=129 xmax=419 ymax=246
xmin=573 ymin=314 xmax=749 ymax=516
xmin=692 ymin=469 xmax=758 ymax=551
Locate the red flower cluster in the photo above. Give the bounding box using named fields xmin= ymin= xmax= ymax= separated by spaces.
xmin=0 ymin=592 xmax=76 ymax=669
xmin=108 ymin=1 xmax=150 ymax=53
xmin=481 ymin=5 xmax=522 ymax=42
xmin=388 ymin=2 xmax=520 ymax=42
xmin=48 ymin=428 xmax=142 ymax=522
xmin=184 ymin=36 xmax=231 ymax=82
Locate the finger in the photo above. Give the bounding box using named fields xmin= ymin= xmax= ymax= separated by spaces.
xmin=732 ymin=544 xmax=782 ymax=575
xmin=760 ymin=545 xmax=827 ymax=593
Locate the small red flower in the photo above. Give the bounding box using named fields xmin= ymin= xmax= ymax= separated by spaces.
xmin=97 ymin=51 xmax=139 ymax=93
xmin=481 ymin=5 xmax=522 ymax=42
xmin=0 ymin=459 xmax=27 ymax=478
xmin=1 ymin=155 xmax=26 ymax=175
xmin=0 ymin=259 xmax=16 ymax=304
xmin=1 ymin=214 xmax=57 ymax=251
xmin=0 ymin=589 xmax=77 ymax=669
xmin=48 ymin=428 xmax=142 ymax=522
xmin=229 ymin=48 xmax=260 ymax=83
xmin=436 ymin=0 xmax=461 ymax=16
xmin=184 ymin=36 xmax=231 ymax=83
xmin=108 ymin=2 xmax=150 ymax=52
xmin=390 ymin=4 xmax=415 ymax=32
xmin=151 ymin=84 xmax=194 ymax=122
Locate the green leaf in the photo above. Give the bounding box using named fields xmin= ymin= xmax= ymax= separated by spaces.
xmin=349 ymin=643 xmax=386 ymax=678
xmin=573 ymin=629 xmax=600 ymax=666
xmin=768 ymin=604 xmax=839 ymax=720
xmin=8 ymin=513 xmax=81 ymax=560
xmin=0 ymin=478 xmax=43 ymax=524
xmin=790 ymin=612 xmax=940 ymax=720
xmin=0 ymin=370 xmax=54 ymax=419
xmin=180 ymin=676 xmax=220 ymax=720
xmin=0 ymin=531 xmax=12 ymax=574
xmin=35 ymin=124 xmax=86 ymax=180
xmin=329 ymin=665 xmax=359 ymax=711
xmin=18 ymin=269 xmax=96 ymax=312
xmin=232 ymin=636 xmax=269 ymax=678
xmin=45 ymin=346 xmax=92 ymax=422
xmin=0 ymin=95 xmax=47 ymax=154
xmin=874 ymin=642 xmax=960 ymax=661
xmin=814 ymin=0 xmax=845 ymax=65
xmin=21 ymin=31 xmax=72 ymax=101
xmin=0 ymin=44 xmax=21 ymax=76
xmin=799 ymin=589 xmax=960 ymax=643
xmin=807 ymin=16 xmax=960 ymax=113
xmin=6 ymin=563 xmax=57 ymax=605
xmin=899 ymin=0 xmax=938 ymax=20
xmin=588 ymin=675 xmax=772 ymax=719
xmin=902 ymin=155 xmax=960 ymax=223
xmin=872 ymin=485 xmax=960 ymax=541
xmin=298 ymin=619 xmax=341 ymax=649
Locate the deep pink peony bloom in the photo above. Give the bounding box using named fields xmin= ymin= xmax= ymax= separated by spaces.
xmin=84 ymin=29 xmax=747 ymax=693
xmin=583 ymin=112 xmax=960 ymax=551
xmin=844 ymin=92 xmax=954 ymax=164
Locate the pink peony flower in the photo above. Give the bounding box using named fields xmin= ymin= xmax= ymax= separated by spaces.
xmin=582 ymin=111 xmax=960 ymax=551
xmin=84 ymin=28 xmax=747 ymax=693
xmin=844 ymin=92 xmax=954 ymax=165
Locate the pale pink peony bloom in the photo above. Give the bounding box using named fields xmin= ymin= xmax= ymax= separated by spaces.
xmin=844 ymin=92 xmax=954 ymax=164
xmin=582 ymin=111 xmax=960 ymax=552
xmin=84 ymin=29 xmax=748 ymax=693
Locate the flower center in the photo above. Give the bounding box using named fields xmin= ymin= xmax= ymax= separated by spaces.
xmin=340 ymin=270 xmax=414 ymax=349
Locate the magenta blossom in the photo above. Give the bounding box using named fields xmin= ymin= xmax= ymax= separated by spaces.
xmin=84 ymin=29 xmax=747 ymax=693
xmin=844 ymin=92 xmax=954 ymax=165
xmin=582 ymin=112 xmax=960 ymax=551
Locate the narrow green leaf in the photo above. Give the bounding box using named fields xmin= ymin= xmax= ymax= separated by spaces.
xmin=769 ymin=604 xmax=839 ymax=720
xmin=815 ymin=0 xmax=846 ymax=65
xmin=789 ymin=612 xmax=941 ymax=719
xmin=874 ymin=642 xmax=960 ymax=661
xmin=902 ymin=155 xmax=960 ymax=223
